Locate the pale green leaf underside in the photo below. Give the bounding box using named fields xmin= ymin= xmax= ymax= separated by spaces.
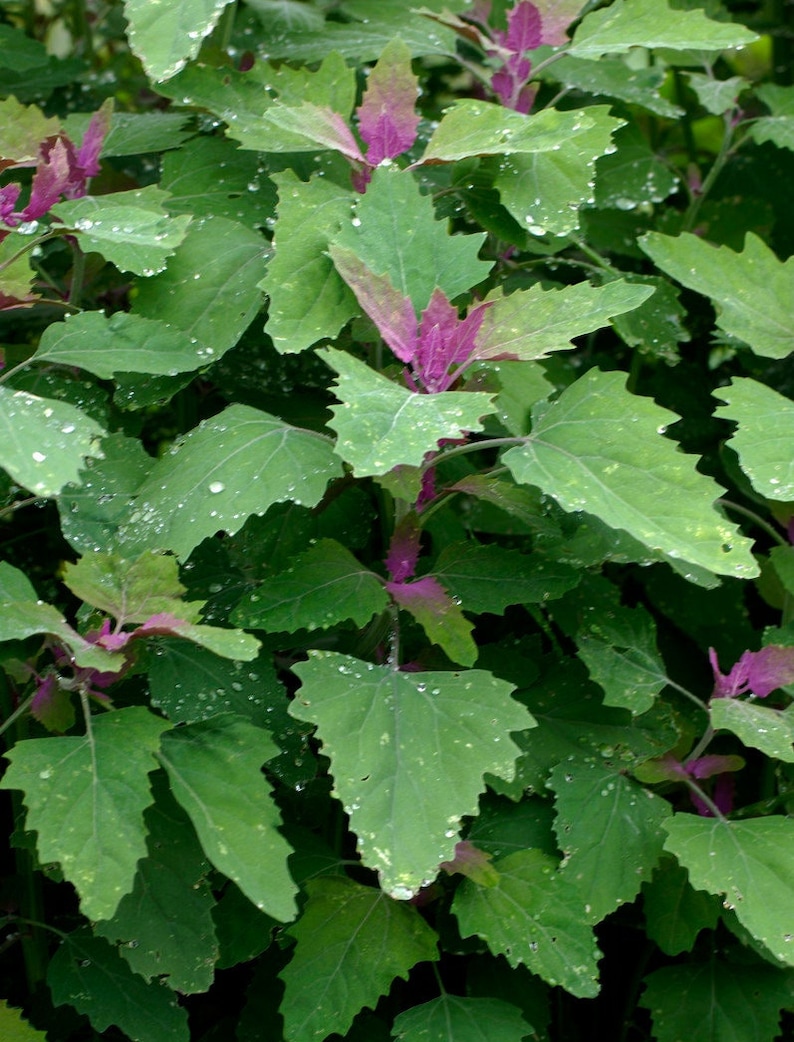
xmin=0 ymin=386 xmax=105 ymax=497
xmin=116 ymin=403 xmax=342 ymax=559
xmin=34 ymin=311 xmax=216 ymax=379
xmin=710 ymin=698 xmax=794 ymax=763
xmin=663 ymin=815 xmax=794 ymax=964
xmin=0 ymin=1001 xmax=49 ymax=1042
xmin=551 ymin=761 xmax=671 ymax=922
xmin=453 ymin=849 xmax=601 ymax=997
xmin=280 ymin=877 xmax=439 ymax=1042
xmin=569 ymin=0 xmax=758 ymax=58
xmin=393 ymin=995 xmax=532 ymax=1042
xmin=52 ymin=187 xmax=191 ymax=275
xmin=158 ymin=715 xmax=297 ymax=922
xmin=124 ymin=0 xmax=235 ymax=81
xmin=324 ymin=348 xmax=495 ymax=475
xmin=232 ymin=538 xmax=389 ymax=632
xmin=0 ymin=708 xmax=168 ymax=921
xmin=503 ymin=368 xmax=758 ymax=578
xmin=714 ymin=378 xmax=794 ymax=500
xmin=290 ymin=653 xmax=533 ymax=898
xmin=641 ymin=231 xmax=794 ymax=359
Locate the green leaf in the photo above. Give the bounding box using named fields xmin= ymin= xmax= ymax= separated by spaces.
xmin=475 ymin=279 xmax=654 ymax=362
xmin=640 ymin=957 xmax=794 ymax=1042
xmin=157 ymin=715 xmax=297 ymax=922
xmin=94 ymin=775 xmax=217 ymax=994
xmin=0 ymin=27 xmax=51 ymax=73
xmin=115 ymin=404 xmax=342 ymax=560
xmin=0 ymin=708 xmax=168 ymax=921
xmin=389 ymin=577 xmax=477 ymax=666
xmin=333 ymin=165 xmax=489 ymax=311
xmin=550 ymin=760 xmax=671 ymax=922
xmin=48 ymin=928 xmax=189 ymax=1042
xmin=289 ymin=653 xmax=533 ymax=898
xmin=663 ymin=815 xmax=794 ymax=965
xmin=0 ymin=95 xmax=60 ymax=163
xmin=640 ymin=231 xmax=794 ymax=359
xmin=551 ymin=56 xmax=683 ymax=118
xmin=52 ymin=187 xmax=192 ymax=276
xmin=686 ymin=73 xmax=747 ymax=116
xmin=710 ymin=698 xmax=794 ymax=763
xmin=393 ymin=996 xmax=532 ymax=1042
xmin=63 ymin=550 xmax=196 ymax=624
xmin=432 ymin=542 xmax=579 ymax=611
xmin=232 ymin=538 xmax=389 ymax=632
xmin=0 ymin=1002 xmax=48 ymax=1042
xmin=33 ymin=311 xmax=216 ymax=379
xmin=324 ymin=348 xmax=495 ymax=476
xmin=610 ymin=276 xmax=690 ymax=363
xmin=714 ymin=378 xmax=794 ymax=500
xmin=0 ymin=232 xmax=39 ymax=307
xmin=63 ymin=109 xmax=193 ymax=157
xmin=279 ymin=876 xmax=439 ymax=1042
xmin=123 ymin=0 xmax=235 ymax=81
xmin=0 ymin=386 xmax=105 ymax=497
xmin=452 ymin=849 xmax=601 ymax=997
xmin=160 ymin=136 xmax=276 ymax=226
xmin=569 ymin=0 xmax=758 ymax=58
xmin=642 ymin=857 xmax=721 ymax=956
xmin=261 ymin=170 xmax=357 ymax=354
xmin=748 ymin=83 xmax=794 ymax=151
xmin=502 ymin=368 xmax=758 ymax=578
xmin=594 ymin=122 xmax=678 ymax=210
xmin=131 ymin=214 xmax=268 ymax=363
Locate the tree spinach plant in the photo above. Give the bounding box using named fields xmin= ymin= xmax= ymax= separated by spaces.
xmin=1 ymin=1 xmax=794 ymax=1040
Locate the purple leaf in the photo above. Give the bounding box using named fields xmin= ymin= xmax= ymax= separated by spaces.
xmin=533 ymin=0 xmax=586 ymax=45
xmin=710 ymin=645 xmax=794 ymax=699
xmin=385 ymin=515 xmax=422 ymax=582
xmin=276 ymin=103 xmax=365 ymax=164
xmin=685 ymin=754 xmax=745 ymax=780
xmin=440 ymin=840 xmax=499 ymax=884
xmin=26 ymin=137 xmax=76 ymax=219
xmin=498 ymin=1 xmax=543 ymax=53
xmin=30 ymin=673 xmax=75 ymax=732
xmin=0 ymin=182 xmax=21 ymax=224
xmin=357 ymin=39 xmax=421 ymax=165
xmin=416 ymin=290 xmax=490 ymax=391
xmin=329 ymin=245 xmax=418 ymax=362
xmin=386 ymin=574 xmax=450 ymax=611
xmin=76 ymin=98 xmax=112 ymax=179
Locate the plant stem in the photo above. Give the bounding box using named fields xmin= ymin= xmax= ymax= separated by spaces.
xmin=0 ymin=690 xmax=35 ymax=740
xmin=426 ymin=436 xmax=527 ymax=472
xmin=718 ymin=499 xmax=788 ymax=547
xmin=0 ymin=495 xmax=41 ymax=521
xmin=685 ymin=725 xmax=715 ymax=765
xmin=681 ymin=112 xmax=736 ymax=233
xmin=682 ymin=777 xmax=727 ymax=822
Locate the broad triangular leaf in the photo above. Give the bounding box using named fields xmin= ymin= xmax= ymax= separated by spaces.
xmin=116 ymin=404 xmax=342 ymax=559
xmin=640 ymin=958 xmax=794 ymax=1042
xmin=157 ymin=715 xmax=297 ymax=922
xmin=0 ymin=386 xmax=105 ymax=496
xmin=48 ymin=928 xmax=189 ymax=1041
xmin=750 ymin=83 xmax=794 ymax=150
xmin=641 ymin=232 xmax=794 ymax=360
xmin=333 ymin=165 xmax=489 ymax=311
xmin=232 ymin=538 xmax=389 ymax=632
xmin=52 ymin=186 xmax=191 ymax=276
xmin=502 ymin=368 xmax=758 ymax=578
xmin=387 ymin=575 xmax=478 ymax=666
xmin=714 ymin=378 xmax=794 ymax=500
xmin=663 ymin=815 xmax=794 ymax=965
xmin=124 ymin=0 xmax=235 ymax=81
xmin=393 ymin=995 xmax=532 ymax=1042
xmin=569 ymin=0 xmax=757 ymax=58
xmin=94 ymin=775 xmax=217 ymax=993
xmin=279 ymin=876 xmax=438 ymax=1042
xmin=62 ymin=550 xmax=196 ymax=624
xmin=1 ymin=707 xmax=168 ymax=921
xmin=550 ymin=760 xmax=671 ymax=922
xmin=0 ymin=1002 xmax=48 ymax=1042
xmin=290 ymin=652 xmax=533 ymax=898
xmin=710 ymin=698 xmax=794 ymax=763
xmin=452 ymin=849 xmax=601 ymax=997
xmin=642 ymin=857 xmax=721 ymax=956
xmin=357 ymin=38 xmax=420 ymax=164
xmin=324 ymin=348 xmax=495 ymax=475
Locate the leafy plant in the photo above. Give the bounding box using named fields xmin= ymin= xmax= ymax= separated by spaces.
xmin=1 ymin=1 xmax=794 ymax=1040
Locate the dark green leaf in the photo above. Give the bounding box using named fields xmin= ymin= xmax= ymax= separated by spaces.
xmin=714 ymin=378 xmax=794 ymax=500
xmin=710 ymin=698 xmax=794 ymax=763
xmin=642 ymin=857 xmax=721 ymax=956
xmin=393 ymin=996 xmax=532 ymax=1042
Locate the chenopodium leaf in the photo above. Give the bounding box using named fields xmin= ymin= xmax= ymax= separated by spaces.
xmin=714 ymin=378 xmax=794 ymax=500
xmin=124 ymin=0 xmax=235 ymax=81
xmin=52 ymin=186 xmax=191 ymax=276
xmin=0 ymin=386 xmax=105 ymax=497
xmin=641 ymin=858 xmax=721 ymax=956
xmin=386 ymin=576 xmax=477 ymax=666
xmin=261 ymin=170 xmax=358 ymax=354
xmin=0 ymin=1000 xmax=48 ymax=1042
xmin=710 ymin=699 xmax=794 ymax=763
xmin=452 ymin=849 xmax=601 ymax=997
xmin=641 ymin=232 xmax=794 ymax=360
xmin=640 ymin=958 xmax=794 ymax=1042
xmin=232 ymin=538 xmax=389 ymax=633
xmin=749 ymin=83 xmax=794 ymax=151
xmin=663 ymin=815 xmax=794 ymax=965
xmin=568 ymin=0 xmax=758 ymax=58
xmin=0 ymin=232 xmax=39 ymax=308
xmin=280 ymin=877 xmax=437 ymax=1042
xmin=356 ymin=38 xmax=420 ymax=165
xmin=502 ymin=368 xmax=758 ymax=578
xmin=0 ymin=707 xmax=168 ymax=921
xmin=48 ymin=928 xmax=188 ymax=1042
xmin=550 ymin=760 xmax=671 ymax=923
xmin=157 ymin=715 xmax=297 ymax=922
xmin=393 ymin=995 xmax=532 ymax=1042
xmin=32 ymin=311 xmax=217 ymax=379
xmin=289 ymin=653 xmax=534 ymax=898
xmin=115 ymin=404 xmax=343 ymax=560
xmin=0 ymin=561 xmax=122 ymax=671
xmin=323 ymin=348 xmax=495 ymax=476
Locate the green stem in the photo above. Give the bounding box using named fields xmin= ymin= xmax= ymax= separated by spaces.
xmin=71 ymin=0 xmax=94 ymax=60
xmin=0 ymin=232 xmax=54 ymax=275
xmin=682 ymin=778 xmax=727 ymax=822
xmin=423 ymin=436 xmax=527 ymax=473
xmin=718 ymin=499 xmax=788 ymax=547
xmin=68 ymin=239 xmax=87 ymax=308
xmin=666 ymin=679 xmax=709 ymax=714
xmin=0 ymin=690 xmax=35 ymax=740
xmin=0 ymin=495 xmax=41 ymax=522
xmin=685 ymin=725 xmax=715 ymax=765
xmin=681 ymin=112 xmax=736 ymax=233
